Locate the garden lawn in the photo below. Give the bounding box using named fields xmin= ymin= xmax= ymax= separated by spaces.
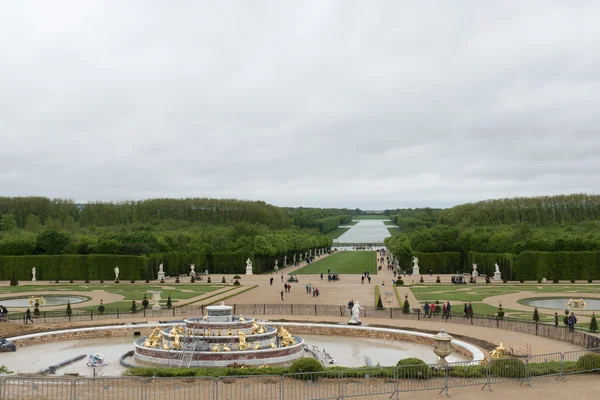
xmin=387 ymin=227 xmax=401 ymax=235
xmin=292 ymin=251 xmax=377 ymax=275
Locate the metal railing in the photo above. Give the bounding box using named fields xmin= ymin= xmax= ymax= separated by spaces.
xmin=5 ymin=303 xmax=600 ymax=349
xmin=2 ymin=348 xmax=600 ymax=399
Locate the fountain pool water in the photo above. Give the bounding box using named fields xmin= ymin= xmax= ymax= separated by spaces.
xmin=522 ymin=297 xmax=600 ymax=310
xmin=0 ymin=334 xmax=470 ymax=376
xmin=0 ymin=295 xmax=87 ymax=307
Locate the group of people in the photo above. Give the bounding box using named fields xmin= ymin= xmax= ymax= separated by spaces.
xmin=423 ymin=301 xmax=453 ymax=319
xmin=555 ymin=312 xmax=578 ymax=331
xmin=361 ymin=272 xmax=372 ymax=284
xmin=0 ymin=305 xmax=8 ymax=321
xmin=305 ymin=284 xmax=320 ymax=297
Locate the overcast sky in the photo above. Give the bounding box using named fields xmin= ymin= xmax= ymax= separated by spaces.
xmin=1 ymin=2 xmax=599 ymax=210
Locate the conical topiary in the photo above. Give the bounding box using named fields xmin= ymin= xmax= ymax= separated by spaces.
xmin=166 ymin=295 xmax=172 ymax=309
xmin=131 ymin=300 xmax=137 ymax=314
xmin=590 ymin=313 xmax=598 ymax=333
xmin=66 ymin=300 xmax=72 ymax=316
xmin=98 ymin=300 xmax=105 ymax=314
xmin=142 ymin=294 xmax=149 ymax=309
xmin=533 ymin=308 xmax=540 ymax=322
xmin=377 ymin=295 xmax=383 ymax=310
xmin=403 ymin=299 xmax=410 ymax=314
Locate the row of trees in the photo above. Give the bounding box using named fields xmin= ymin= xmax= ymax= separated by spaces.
xmin=0 ymin=197 xmax=292 ymax=229
xmin=437 ymin=194 xmax=600 ymax=227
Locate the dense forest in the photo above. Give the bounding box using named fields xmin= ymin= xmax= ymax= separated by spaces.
xmin=385 ymin=194 xmax=600 ymax=280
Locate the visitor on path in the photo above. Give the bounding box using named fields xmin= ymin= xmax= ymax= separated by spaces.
xmin=280 ymin=291 xmax=284 ymax=301
xmin=463 ymin=303 xmax=469 ymax=318
xmin=568 ymin=312 xmax=577 ymax=331
xmin=368 ymin=276 xmax=371 ymax=284
xmin=361 ymin=276 xmax=364 ymax=284
xmin=281 ymin=274 xmax=284 ymax=282
xmin=320 ymin=273 xmax=323 ymax=280
xmin=348 ymin=300 xmax=354 ymax=315
xmin=446 ymin=301 xmax=451 ymax=319
xmin=468 ymin=301 xmax=473 ymax=317
xmin=424 ymin=302 xmax=430 ymax=317
xmin=25 ymin=308 xmax=33 ymax=324
xmin=393 ymin=271 xmax=397 ymax=278
xmin=270 ymin=277 xmax=274 ymax=285
xmin=1 ymin=305 xmax=7 ymax=320
xmin=315 ymin=288 xmax=319 ymax=297
xmin=442 ymin=303 xmax=447 ymax=318
xmin=554 ymin=313 xmax=559 ymax=327
xmin=382 ymin=281 xmax=385 ymax=286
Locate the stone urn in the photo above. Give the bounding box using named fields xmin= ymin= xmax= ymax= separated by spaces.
xmin=432 ymin=328 xmax=454 ymax=367
xmin=151 ymin=291 xmax=162 ymax=311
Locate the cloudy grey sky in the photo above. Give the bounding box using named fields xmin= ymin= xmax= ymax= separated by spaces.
xmin=1 ymin=2 xmax=599 ymax=209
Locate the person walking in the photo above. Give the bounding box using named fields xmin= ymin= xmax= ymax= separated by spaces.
xmin=361 ymin=276 xmax=364 ymax=284
xmin=269 ymin=277 xmax=274 ymax=286
xmin=320 ymin=273 xmax=323 ymax=280
xmin=442 ymin=303 xmax=447 ymax=319
xmin=368 ymin=276 xmax=371 ymax=284
xmin=424 ymin=302 xmax=430 ymax=318
xmin=280 ymin=291 xmax=284 ymax=301
xmin=568 ymin=312 xmax=577 ymax=331
xmin=463 ymin=303 xmax=469 ymax=318
xmin=25 ymin=308 xmax=34 ymax=324
xmin=348 ymin=300 xmax=354 ymax=315
xmin=446 ymin=301 xmax=452 ymax=319
xmin=554 ymin=312 xmax=559 ymax=328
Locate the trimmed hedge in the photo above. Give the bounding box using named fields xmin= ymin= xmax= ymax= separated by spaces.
xmin=514 ymin=251 xmax=600 ymax=281
xmin=411 ymin=252 xmax=462 ymax=274
xmin=467 ymin=252 xmax=515 ymax=280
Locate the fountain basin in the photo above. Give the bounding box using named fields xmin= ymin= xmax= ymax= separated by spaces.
xmin=0 ymin=295 xmax=88 ymax=307
xmin=522 ymin=297 xmax=600 ymax=310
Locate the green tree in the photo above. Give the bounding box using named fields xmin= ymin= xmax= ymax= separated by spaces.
xmin=63 ymin=216 xmax=75 ymax=231
xmin=98 ymin=300 xmax=105 ymax=314
xmin=66 ymin=300 xmax=72 ymax=316
xmin=142 ymin=295 xmax=149 ymax=309
xmin=25 ymin=214 xmax=42 ymax=233
xmin=36 ymin=230 xmax=70 ymax=254
xmin=131 ymin=300 xmax=138 ymax=313
xmin=533 ymin=307 xmax=540 ymax=322
xmin=377 ymin=295 xmax=384 ymax=310
xmin=0 ymin=214 xmax=17 ymax=231
xmin=403 ymin=298 xmax=410 ymax=314
xmin=166 ymin=295 xmax=172 ymax=309
xmin=44 ymin=217 xmax=55 ymax=230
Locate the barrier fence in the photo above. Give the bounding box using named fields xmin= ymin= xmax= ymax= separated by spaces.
xmin=2 ymin=348 xmax=600 ymax=399
xmin=7 ymin=303 xmax=599 ymax=349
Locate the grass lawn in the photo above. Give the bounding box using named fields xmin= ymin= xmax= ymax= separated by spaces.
xmin=0 ymin=284 xmax=222 ymax=309
xmin=342 ymin=220 xmax=358 ymax=226
xmin=292 ymin=251 xmax=377 ymax=275
xmin=353 ymin=215 xmax=391 ymax=220
xmin=383 ymin=221 xmax=398 ymax=226
xmin=387 ymin=227 xmax=401 ymax=235
xmin=325 ymin=227 xmax=350 ymax=239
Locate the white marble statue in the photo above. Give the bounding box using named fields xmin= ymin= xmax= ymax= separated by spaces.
xmin=349 ymin=301 xmax=363 ymax=325
xmin=495 ymin=263 xmax=500 ymax=274
xmin=412 ymin=256 xmax=420 ymax=275
xmin=293 ymin=254 xmax=296 ymax=263
xmin=494 ymin=263 xmax=502 ymax=280
xmin=284 ymin=256 xmax=287 ymax=265
xmin=472 ymin=263 xmax=478 ymax=278
xmin=114 ymin=266 xmax=120 ymax=281
xmin=274 ymin=260 xmax=279 ymax=271
xmin=190 ymin=264 xmax=195 ymax=275
xmin=32 ymin=266 xmax=36 ymax=282
xmin=157 ymin=263 xmax=165 ymax=281
xmin=245 ymin=258 xmax=253 ymax=275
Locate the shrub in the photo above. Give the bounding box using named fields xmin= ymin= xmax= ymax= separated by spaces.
xmin=537 ymin=279 xmax=541 ymax=283
xmin=519 ymin=280 xmax=524 ymax=283
xmin=85 ymin=280 xmax=90 ymax=283
xmin=588 ymin=279 xmax=593 ymax=284
xmin=497 ymin=303 xmax=504 ymax=319
xmin=533 ymin=308 xmax=540 ymax=322
xmin=142 ymin=295 xmax=149 ymax=309
xmin=10 ymin=271 xmax=18 ymax=286
xmin=503 ymin=279 xmax=507 ymax=283
xmin=289 ymin=358 xmax=323 ymax=373
xmin=575 ymin=353 xmax=600 ymax=371
xmin=98 ymin=300 xmax=105 ymax=314
xmin=207 ymin=277 xmax=212 ymax=283
xmin=377 ymin=295 xmax=383 ymax=310
xmin=436 ymin=276 xmax=441 ymax=283
xmin=221 ymin=276 xmax=227 ymax=283
xmin=130 ymin=280 xmax=135 ymax=283
xmin=175 ymin=277 xmax=180 ymax=283
xmin=434 ymin=300 xmax=441 ymax=314
xmin=570 ymin=279 xmax=576 ymax=283
xmin=166 ymin=295 xmax=172 ymax=309
xmin=55 ymin=279 xmax=59 ymax=284
xmin=70 ymin=279 xmax=74 ymax=283
xmin=396 ymin=358 xmax=430 ymax=379
xmin=396 ymin=279 xmax=404 ymax=286
xmin=99 ymin=280 xmax=104 ymax=283
xmin=419 ymin=276 xmax=424 ymax=283
xmin=190 ymin=276 xmax=195 ymax=283
xmin=66 ymin=300 xmax=72 ymax=316
xmin=0 ymin=365 xmax=13 ymax=374
xmin=403 ymin=299 xmax=410 ymax=314
xmin=131 ymin=300 xmax=138 ymax=313
xmin=146 ymin=279 xmax=150 ymax=283
xmin=33 ymin=307 xmax=40 ymax=317
xmin=233 ymin=280 xmax=240 ymax=286
xmin=233 ymin=275 xmax=241 ymax=279
xmin=490 ymin=358 xmax=525 ymax=378
xmin=553 ymin=279 xmax=559 ymax=284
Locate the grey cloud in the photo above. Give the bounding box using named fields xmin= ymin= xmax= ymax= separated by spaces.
xmin=1 ymin=1 xmax=600 ymax=209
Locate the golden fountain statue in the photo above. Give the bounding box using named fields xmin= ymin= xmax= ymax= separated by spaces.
xmin=162 ymin=341 xmax=170 ymax=350
xmin=217 ymin=330 xmax=221 ymax=336
xmin=253 ymin=343 xmax=262 ymax=350
xmin=207 ymin=329 xmax=213 ymax=336
xmin=239 ymin=314 xmax=245 ymax=322
xmin=277 ymin=326 xmax=295 ymax=347
xmin=238 ymin=331 xmax=248 ymax=351
xmin=226 ymin=328 xmax=233 ymax=336
xmin=211 ymin=344 xmax=220 ymax=352
xmin=222 ymin=344 xmax=231 ymax=352
xmin=251 ymin=320 xmax=260 ymax=334
xmin=143 ymin=327 xmax=164 ymax=348
xmin=257 ymin=324 xmax=266 ymax=334
xmin=28 ymin=296 xmax=46 ymax=307
xmin=269 ymin=341 xmax=277 ymax=349
xmin=567 ymin=298 xmax=587 ymax=308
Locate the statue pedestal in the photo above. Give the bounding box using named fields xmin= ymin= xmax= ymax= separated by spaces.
xmin=494 ymin=272 xmax=502 ymax=281
xmin=157 ymin=272 xmax=165 ymax=281
xmin=412 ymin=267 xmax=420 ymax=276
xmin=274 ymin=266 xmax=278 ymax=271
xmin=152 ymin=304 xmax=161 ymax=311
xmin=32 ymin=278 xmax=36 ymax=282
xmin=245 ymin=266 xmax=253 ymax=275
